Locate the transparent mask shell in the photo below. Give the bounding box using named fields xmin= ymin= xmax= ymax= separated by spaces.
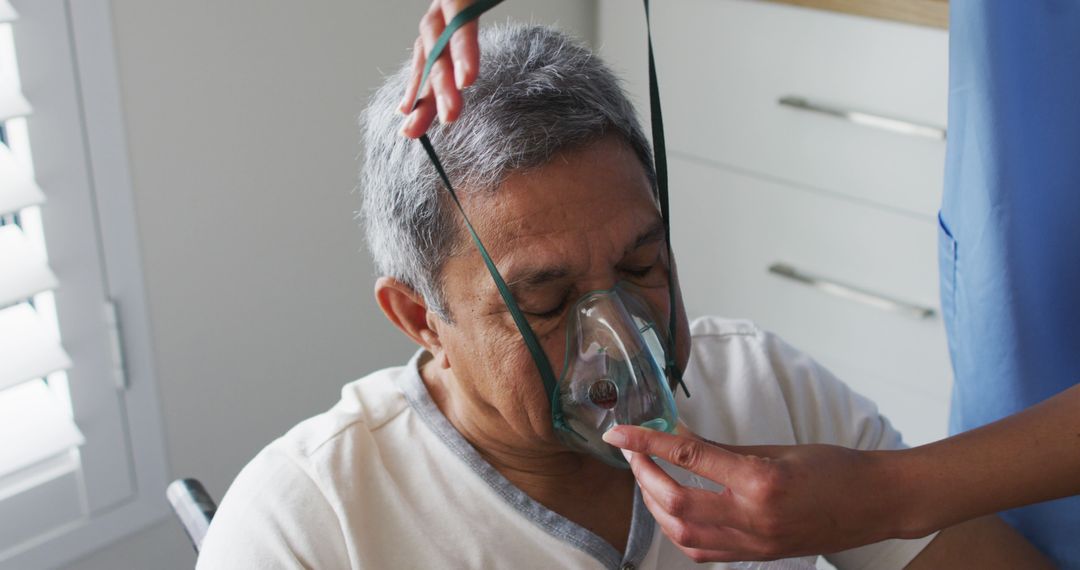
xmin=552 ymin=285 xmax=679 ymax=468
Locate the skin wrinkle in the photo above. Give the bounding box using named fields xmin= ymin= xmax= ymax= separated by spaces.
xmin=501 ymin=222 xmax=667 ymax=315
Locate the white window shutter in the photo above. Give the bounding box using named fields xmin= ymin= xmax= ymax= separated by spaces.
xmin=0 ymin=2 xmax=169 ymax=563
xmin=0 ymin=2 xmax=82 ymax=485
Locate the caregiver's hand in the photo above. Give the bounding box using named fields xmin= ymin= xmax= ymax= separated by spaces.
xmin=602 ymin=426 xmax=905 ymax=562
xmin=604 ymin=384 xmax=1080 ymax=562
xmin=399 ymin=0 xmax=481 ymax=139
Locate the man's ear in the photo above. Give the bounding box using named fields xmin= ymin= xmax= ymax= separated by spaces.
xmin=374 ymin=277 xmax=449 ymax=368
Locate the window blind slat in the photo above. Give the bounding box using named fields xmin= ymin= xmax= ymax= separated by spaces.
xmin=0 ymin=145 xmax=44 ymax=209
xmin=0 ymin=304 xmax=72 ymax=390
xmin=0 ymin=90 xmax=30 ymax=122
xmin=0 ymin=143 xmax=44 ymax=216
xmin=0 ymin=225 xmax=58 ymax=307
xmin=0 ymin=1 xmax=14 ymax=25
xmin=0 ymin=380 xmax=84 ymax=479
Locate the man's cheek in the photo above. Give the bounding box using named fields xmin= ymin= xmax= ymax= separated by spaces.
xmin=472 ymin=335 xmax=526 ymax=384
xmin=508 ymin=347 xmax=554 ymax=400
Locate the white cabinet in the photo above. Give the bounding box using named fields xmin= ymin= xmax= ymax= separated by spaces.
xmin=671 ymin=157 xmax=951 ymax=445
xmin=599 ymin=0 xmax=951 ymax=444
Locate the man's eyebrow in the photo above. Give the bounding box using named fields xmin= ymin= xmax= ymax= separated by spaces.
xmin=623 ymin=220 xmax=667 ymax=257
xmin=502 ymin=220 xmax=666 ymax=294
xmin=505 ymin=266 xmax=571 ymax=293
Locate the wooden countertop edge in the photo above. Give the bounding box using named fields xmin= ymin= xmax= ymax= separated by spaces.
xmin=760 ymin=0 xmax=948 ymax=29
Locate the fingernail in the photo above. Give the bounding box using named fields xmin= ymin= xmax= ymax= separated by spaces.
xmin=602 ymin=427 xmax=627 ymax=447
xmin=454 ymin=62 xmax=467 ymax=89
xmin=621 ymin=448 xmax=633 ymax=462
xmin=437 ymin=95 xmax=450 ymax=123
xmin=399 ymin=113 xmax=415 ymax=137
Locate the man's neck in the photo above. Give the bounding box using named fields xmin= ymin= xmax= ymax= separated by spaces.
xmin=420 ymin=357 xmax=636 ymax=552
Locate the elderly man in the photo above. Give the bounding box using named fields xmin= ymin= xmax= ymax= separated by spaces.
xmin=197 ymin=24 xmax=1050 ymax=569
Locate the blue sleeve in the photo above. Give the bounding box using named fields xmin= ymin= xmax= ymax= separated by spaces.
xmin=941 ymin=2 xmax=1080 ymax=566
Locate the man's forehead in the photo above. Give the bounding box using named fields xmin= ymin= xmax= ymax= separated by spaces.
xmin=501 ymin=219 xmax=666 ymax=289
xmin=476 ymin=137 xmax=654 ymax=213
xmin=448 ymin=136 xmax=661 ymax=279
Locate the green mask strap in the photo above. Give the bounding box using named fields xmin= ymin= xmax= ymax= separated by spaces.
xmin=643 ymin=0 xmax=689 ymax=397
xmin=410 ymin=0 xmax=689 ymax=419
xmin=417 ymin=136 xmax=564 ymax=424
xmin=412 ymin=0 xmax=569 ymax=429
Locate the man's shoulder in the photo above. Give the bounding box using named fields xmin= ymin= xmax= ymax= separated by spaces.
xmin=686 ymin=315 xmax=816 ymax=375
xmin=198 ymin=362 xmax=418 ymax=567
xmin=688 ymin=315 xmax=763 ymax=340
xmin=266 ymin=362 xmax=413 ymax=468
xmin=219 ymin=362 xmax=413 ymax=498
xmin=680 ymin=315 xmax=901 ymax=450
xmin=680 ymin=316 xmax=795 ymax=442
xmin=686 ymin=315 xmax=771 ymax=370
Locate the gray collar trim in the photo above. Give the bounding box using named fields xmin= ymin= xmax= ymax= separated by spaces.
xmin=398 ymin=350 xmax=655 ymax=570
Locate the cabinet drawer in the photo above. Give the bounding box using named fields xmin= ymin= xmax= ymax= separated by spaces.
xmin=651 ymin=0 xmax=949 ymax=218
xmin=671 ymin=156 xmax=951 ymax=444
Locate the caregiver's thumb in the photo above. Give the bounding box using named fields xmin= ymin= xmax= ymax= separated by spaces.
xmin=602 ymin=424 xmax=756 ymax=483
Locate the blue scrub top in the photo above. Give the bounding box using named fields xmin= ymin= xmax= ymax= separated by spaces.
xmin=941 ymin=2 xmax=1080 ymax=567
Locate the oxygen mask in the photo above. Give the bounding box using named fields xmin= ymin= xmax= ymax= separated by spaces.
xmin=554 ymin=285 xmax=679 ymax=467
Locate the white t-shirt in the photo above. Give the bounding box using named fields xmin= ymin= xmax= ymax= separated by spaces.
xmin=197 ymin=317 xmax=935 ymax=569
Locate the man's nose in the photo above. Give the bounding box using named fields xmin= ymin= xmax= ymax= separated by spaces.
xmin=576 ymin=270 xmax=621 ymax=296
xmin=574 ymin=291 xmax=641 ymax=353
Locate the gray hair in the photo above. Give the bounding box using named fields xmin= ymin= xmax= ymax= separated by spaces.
xmin=360 ymin=23 xmax=655 ymax=319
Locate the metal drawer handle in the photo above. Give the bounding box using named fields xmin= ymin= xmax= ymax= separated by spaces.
xmin=768 ymin=262 xmax=936 ymax=319
xmin=778 ymin=96 xmax=947 ymax=141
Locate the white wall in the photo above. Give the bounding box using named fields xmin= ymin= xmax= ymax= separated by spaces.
xmin=67 ymin=1 xmax=596 ymax=568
